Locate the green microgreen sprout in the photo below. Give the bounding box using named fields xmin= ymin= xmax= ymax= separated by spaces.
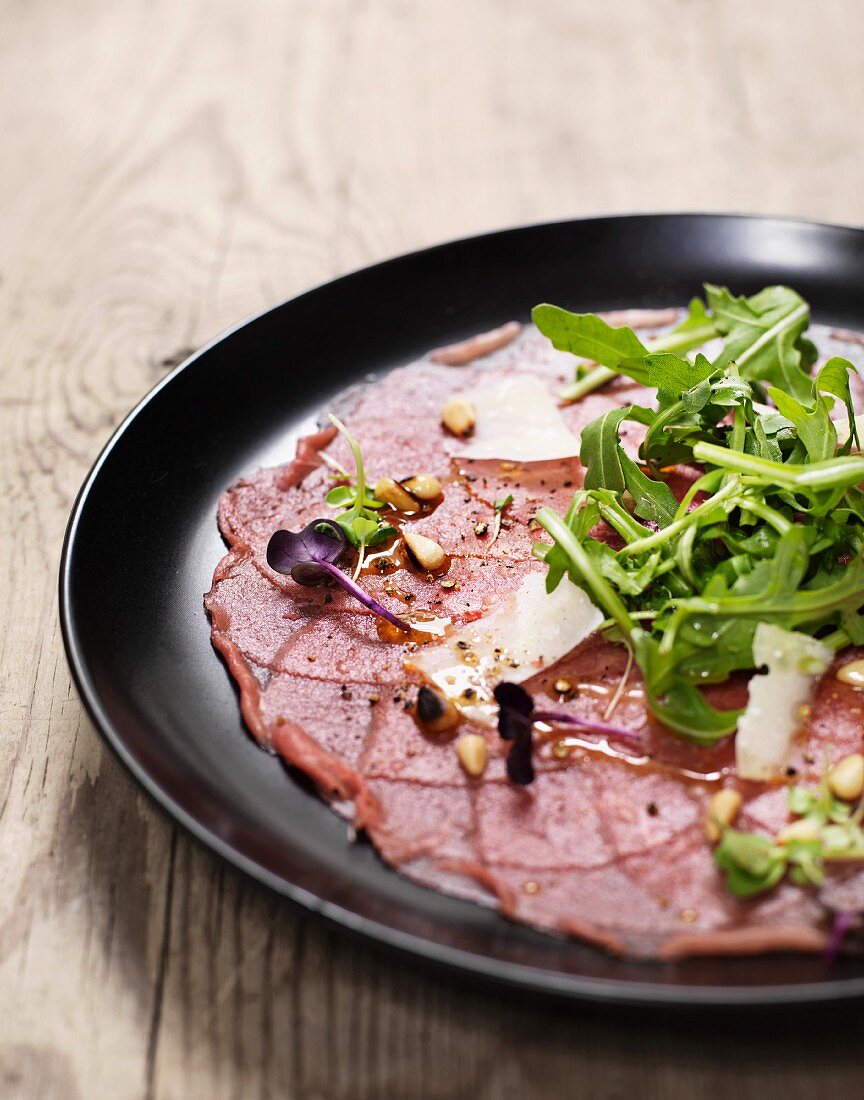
xmin=326 ymin=414 xmax=396 ymax=578
xmin=489 ymin=493 xmax=514 ymax=547
xmin=714 ymin=776 xmax=864 ymax=899
xmin=713 ymin=828 xmax=788 ymax=898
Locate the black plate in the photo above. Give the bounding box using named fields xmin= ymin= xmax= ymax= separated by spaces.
xmin=61 ymin=214 xmax=864 ymax=1006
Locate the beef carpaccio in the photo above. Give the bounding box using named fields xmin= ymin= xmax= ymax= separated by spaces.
xmin=206 ymin=311 xmax=864 ymax=959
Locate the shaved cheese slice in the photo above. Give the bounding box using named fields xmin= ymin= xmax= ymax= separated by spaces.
xmin=406 ymin=573 xmax=602 ymax=725
xmin=452 ymin=374 xmax=581 ymax=462
xmin=735 ymin=624 xmax=831 ymax=781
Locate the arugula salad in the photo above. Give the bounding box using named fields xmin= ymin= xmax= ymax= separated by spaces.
xmin=528 ymin=286 xmax=864 ymax=901
xmin=533 ymin=286 xmax=864 ymax=740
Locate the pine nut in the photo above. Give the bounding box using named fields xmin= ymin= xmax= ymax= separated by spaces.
xmin=441 ymin=397 xmax=476 ymax=437
xmin=401 ymin=473 xmax=442 ymax=501
xmin=403 ymin=530 xmax=448 ymax=572
xmin=456 ymin=734 xmax=488 ymax=777
xmin=374 ymin=476 xmax=418 ymax=512
xmin=416 ymin=684 xmax=460 ymax=735
xmin=827 ymin=753 xmax=864 ymax=801
xmin=704 ymin=788 xmax=743 ymax=843
xmin=836 ymin=659 xmax=864 ymax=687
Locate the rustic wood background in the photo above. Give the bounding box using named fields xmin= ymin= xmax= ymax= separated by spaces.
xmin=3 ymin=1 xmax=864 ymax=1096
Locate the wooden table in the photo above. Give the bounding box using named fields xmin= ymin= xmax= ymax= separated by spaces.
xmin=3 ymin=1 xmax=864 ymax=1095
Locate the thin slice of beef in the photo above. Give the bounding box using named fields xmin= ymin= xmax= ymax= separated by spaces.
xmin=205 ymin=317 xmax=864 ymax=958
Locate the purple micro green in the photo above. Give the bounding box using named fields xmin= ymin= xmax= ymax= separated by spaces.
xmin=494 ymin=681 xmax=643 ymax=787
xmin=822 ymin=910 xmax=855 ymax=969
xmin=267 ymin=519 xmax=409 ymax=630
xmin=494 ymin=682 xmax=535 ymax=786
xmin=532 ymin=710 xmax=643 ymax=743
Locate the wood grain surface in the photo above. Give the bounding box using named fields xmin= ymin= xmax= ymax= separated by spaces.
xmin=3 ymin=1 xmax=864 ymax=1096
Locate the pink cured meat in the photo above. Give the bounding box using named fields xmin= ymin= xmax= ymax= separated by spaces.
xmin=205 ymin=319 xmax=864 ymax=959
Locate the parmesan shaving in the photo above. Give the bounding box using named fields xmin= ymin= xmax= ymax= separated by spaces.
xmin=406 ymin=573 xmax=602 ymax=725
xmin=452 ymin=374 xmax=581 ymax=462
xmin=735 ymin=624 xmax=831 ymax=781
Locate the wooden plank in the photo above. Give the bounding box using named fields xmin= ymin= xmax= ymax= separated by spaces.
xmin=1 ymin=0 xmax=863 ymax=1096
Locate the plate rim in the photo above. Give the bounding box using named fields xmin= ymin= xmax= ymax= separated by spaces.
xmin=59 ymin=212 xmax=864 ymax=1007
